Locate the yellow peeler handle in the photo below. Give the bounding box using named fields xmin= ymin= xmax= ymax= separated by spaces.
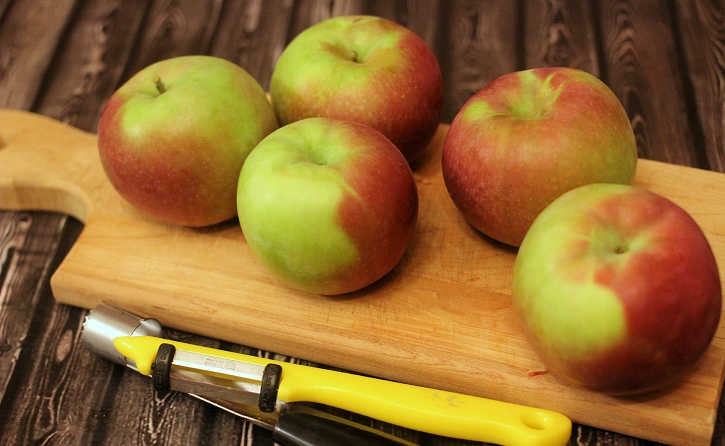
xmin=114 ymin=335 xmax=571 ymax=446
xmin=279 ymin=363 xmax=571 ymax=445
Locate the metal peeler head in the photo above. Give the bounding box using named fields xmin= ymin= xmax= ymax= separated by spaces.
xmin=82 ymin=303 xmax=162 ymax=370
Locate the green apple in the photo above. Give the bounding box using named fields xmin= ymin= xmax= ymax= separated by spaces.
xmin=237 ymin=118 xmax=418 ymax=295
xmin=270 ymin=15 xmax=444 ymax=163
xmin=512 ymin=183 xmax=721 ymax=394
xmin=442 ymin=67 xmax=638 ymax=247
xmin=98 ymin=55 xmax=278 ymax=227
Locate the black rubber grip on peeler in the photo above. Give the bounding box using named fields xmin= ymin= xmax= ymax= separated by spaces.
xmin=152 ymin=343 xmax=176 ymax=392
xmin=259 ymin=363 xmax=283 ymax=413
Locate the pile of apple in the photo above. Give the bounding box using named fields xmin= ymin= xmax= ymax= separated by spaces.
xmin=98 ymin=16 xmax=440 ymax=296
xmin=97 ymin=16 xmax=721 ymax=395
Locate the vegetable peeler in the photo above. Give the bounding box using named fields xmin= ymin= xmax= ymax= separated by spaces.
xmin=81 ymin=303 xmax=572 ymax=446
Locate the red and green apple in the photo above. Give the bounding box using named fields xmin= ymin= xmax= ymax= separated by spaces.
xmin=98 ymin=55 xmax=278 ymax=227
xmin=270 ymin=15 xmax=444 ymax=164
xmin=237 ymin=117 xmax=418 ymax=295
xmin=512 ymin=183 xmax=722 ymax=394
xmin=442 ymin=67 xmax=638 ymax=247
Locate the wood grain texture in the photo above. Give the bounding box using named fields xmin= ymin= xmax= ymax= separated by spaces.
xmin=437 ymin=0 xmax=521 ymax=122
xmin=209 ymin=0 xmax=294 ymax=91
xmin=0 ymin=0 xmax=77 ymax=109
xmin=32 ymin=0 xmax=149 ymax=132
xmin=598 ymin=0 xmax=709 ymax=168
xmin=119 ymin=0 xmax=224 ymax=83
xmin=524 ymin=0 xmax=598 ymax=73
xmin=0 ymin=217 xmax=95 ymax=446
xmin=0 ymin=212 xmax=67 ymax=400
xmin=0 ymin=0 xmax=13 ymax=21
xmin=675 ymin=0 xmax=725 ymax=173
xmin=1 ymin=1 xmax=724 ymax=445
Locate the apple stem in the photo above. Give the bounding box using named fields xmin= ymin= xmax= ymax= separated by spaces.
xmin=153 ymin=76 xmax=166 ymax=94
xmin=350 ymin=50 xmax=358 ymax=63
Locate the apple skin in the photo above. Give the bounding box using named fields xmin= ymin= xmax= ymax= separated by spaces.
xmin=442 ymin=67 xmax=638 ymax=247
xmin=98 ymin=55 xmax=279 ymax=227
xmin=270 ymin=15 xmax=444 ymax=164
xmin=237 ymin=117 xmax=418 ymax=295
xmin=512 ymin=183 xmax=722 ymax=395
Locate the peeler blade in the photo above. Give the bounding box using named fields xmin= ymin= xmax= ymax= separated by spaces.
xmin=81 ymin=303 xmax=162 ymax=369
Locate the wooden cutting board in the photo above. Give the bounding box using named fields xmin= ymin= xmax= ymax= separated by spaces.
xmin=2 ymin=108 xmax=724 ymax=445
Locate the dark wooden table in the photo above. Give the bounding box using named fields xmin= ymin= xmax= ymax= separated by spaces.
xmin=1 ymin=1 xmax=724 ymax=445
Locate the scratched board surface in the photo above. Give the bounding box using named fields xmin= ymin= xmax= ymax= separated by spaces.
xmin=1 ymin=2 xmax=725 ymax=446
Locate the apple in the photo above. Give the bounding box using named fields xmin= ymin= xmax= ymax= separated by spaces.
xmin=442 ymin=67 xmax=638 ymax=247
xmin=98 ymin=55 xmax=278 ymax=227
xmin=269 ymin=15 xmax=444 ymax=164
xmin=512 ymin=183 xmax=722 ymax=395
xmin=237 ymin=117 xmax=418 ymax=295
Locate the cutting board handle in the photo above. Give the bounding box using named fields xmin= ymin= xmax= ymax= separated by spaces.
xmin=0 ymin=108 xmax=104 ymax=222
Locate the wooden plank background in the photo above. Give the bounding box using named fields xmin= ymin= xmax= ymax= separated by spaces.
xmin=0 ymin=0 xmax=724 ymax=445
